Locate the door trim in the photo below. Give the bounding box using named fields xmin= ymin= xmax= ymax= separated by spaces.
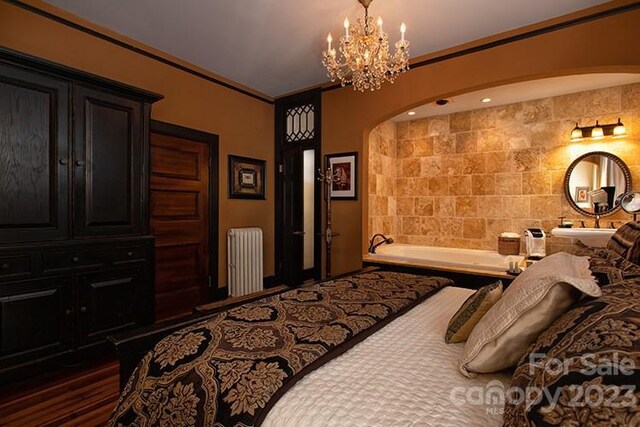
xmin=149 ymin=120 xmax=219 ymax=299
xmin=275 ymin=89 xmax=322 ymax=285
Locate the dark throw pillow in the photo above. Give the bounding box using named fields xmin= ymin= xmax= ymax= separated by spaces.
xmin=503 ymin=279 xmax=640 ymax=426
xmin=607 ymin=221 xmax=640 ymax=265
xmin=444 ymin=280 xmax=502 ymax=344
xmin=585 ymin=247 xmax=640 ymax=286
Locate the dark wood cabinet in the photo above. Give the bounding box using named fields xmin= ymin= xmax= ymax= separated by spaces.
xmin=0 ymin=277 xmax=74 ymax=371
xmin=73 ymin=86 xmax=143 ymax=238
xmin=0 ymin=63 xmax=70 ymax=244
xmin=0 ymin=48 xmax=162 ymax=384
xmin=77 ymin=266 xmax=151 ymax=350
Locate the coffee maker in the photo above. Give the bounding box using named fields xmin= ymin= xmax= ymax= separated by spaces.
xmin=525 ymin=228 xmax=546 ymax=259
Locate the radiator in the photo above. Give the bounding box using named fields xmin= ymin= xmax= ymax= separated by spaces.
xmin=227 ymin=227 xmax=264 ymax=297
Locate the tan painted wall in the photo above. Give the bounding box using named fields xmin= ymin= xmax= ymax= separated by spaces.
xmin=0 ymin=0 xmax=275 ymax=287
xmin=368 ymin=83 xmax=640 ymax=256
xmin=322 ymin=2 xmax=640 ymax=276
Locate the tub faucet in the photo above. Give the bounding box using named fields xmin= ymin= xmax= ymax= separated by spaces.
xmin=368 ymin=233 xmax=394 ymax=254
xmin=594 ymin=214 xmax=600 ymax=229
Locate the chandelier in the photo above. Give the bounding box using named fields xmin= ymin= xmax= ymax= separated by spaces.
xmin=322 ymin=0 xmax=410 ymax=92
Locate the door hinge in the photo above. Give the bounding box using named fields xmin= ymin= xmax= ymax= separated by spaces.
xmin=208 ymin=276 xmax=212 ymax=288
xmin=279 ymin=164 xmax=284 ymax=173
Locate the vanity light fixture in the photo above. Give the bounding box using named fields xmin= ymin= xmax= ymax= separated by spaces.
xmin=613 ymin=118 xmax=627 ymax=137
xmin=481 ymin=97 xmax=492 ymax=103
xmin=591 ymin=121 xmax=604 ymax=139
xmin=407 ymin=111 xmax=416 ymax=116
xmin=569 ymin=118 xmax=627 ymax=141
xmin=570 ymin=123 xmax=583 ymax=141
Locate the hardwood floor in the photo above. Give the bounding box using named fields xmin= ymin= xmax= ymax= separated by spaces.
xmin=0 ymin=359 xmax=119 ymax=426
xmin=0 ymin=287 xmax=287 ymax=426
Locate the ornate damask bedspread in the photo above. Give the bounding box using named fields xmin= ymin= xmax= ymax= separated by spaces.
xmin=109 ymin=271 xmax=451 ymax=427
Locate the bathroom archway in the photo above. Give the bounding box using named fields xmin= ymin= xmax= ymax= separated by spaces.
xmin=365 ymin=73 xmax=640 ymax=257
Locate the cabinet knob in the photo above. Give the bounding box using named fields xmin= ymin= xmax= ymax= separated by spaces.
xmin=80 ymin=306 xmax=88 ymax=313
xmin=72 ymin=256 xmax=80 ymax=263
xmin=59 ymin=158 xmax=69 ymax=165
xmin=75 ymin=160 xmax=86 ymax=167
xmin=127 ymin=251 xmax=134 ymax=257
xmin=65 ymin=308 xmax=73 ymax=316
xmin=1 ymin=263 xmax=10 ymax=270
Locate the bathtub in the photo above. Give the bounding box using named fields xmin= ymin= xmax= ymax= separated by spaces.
xmin=364 ymin=243 xmax=523 ymax=273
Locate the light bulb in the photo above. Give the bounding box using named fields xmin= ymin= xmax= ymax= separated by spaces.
xmin=591 ymin=121 xmax=604 ymax=139
xmin=570 ymin=123 xmax=583 ymax=141
xmin=400 ymin=23 xmax=406 ymax=41
xmin=613 ymin=118 xmax=627 ymax=137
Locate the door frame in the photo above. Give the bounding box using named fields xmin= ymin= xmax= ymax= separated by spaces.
xmin=274 ymin=89 xmax=322 ymax=285
xmin=149 ymin=120 xmax=219 ymax=299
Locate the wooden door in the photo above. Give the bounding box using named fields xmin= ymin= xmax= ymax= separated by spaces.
xmin=151 ymin=133 xmax=210 ymax=320
xmin=281 ymin=146 xmax=304 ymax=287
xmin=72 ymin=86 xmax=142 ymax=238
xmin=0 ymin=64 xmax=70 ymax=244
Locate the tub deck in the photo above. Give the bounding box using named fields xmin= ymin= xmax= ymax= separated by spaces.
xmin=362 ymin=254 xmax=517 ymax=289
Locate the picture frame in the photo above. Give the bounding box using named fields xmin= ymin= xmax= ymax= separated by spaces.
xmin=326 ymin=152 xmax=358 ymax=200
xmin=228 ymin=155 xmax=266 ymax=199
xmin=575 ymin=186 xmax=590 ymax=203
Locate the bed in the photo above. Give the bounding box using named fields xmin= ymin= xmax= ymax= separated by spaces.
xmin=109 ymin=232 xmax=640 ymax=426
xmin=263 ymin=286 xmax=510 ymax=427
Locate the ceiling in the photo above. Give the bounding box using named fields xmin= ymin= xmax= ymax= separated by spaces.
xmin=392 ymin=74 xmax=640 ymax=121
xmin=44 ymin=0 xmax=610 ymax=97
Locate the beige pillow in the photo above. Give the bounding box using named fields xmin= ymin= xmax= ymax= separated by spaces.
xmin=445 ymin=281 xmax=503 ymax=343
xmin=459 ymin=252 xmax=601 ymax=377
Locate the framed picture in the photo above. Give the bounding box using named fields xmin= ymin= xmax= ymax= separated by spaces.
xmin=575 ymin=186 xmax=590 ymax=203
xmin=228 ymin=155 xmax=266 ymax=199
xmin=326 ymin=152 xmax=358 ymax=200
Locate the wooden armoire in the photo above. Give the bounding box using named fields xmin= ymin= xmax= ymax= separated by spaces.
xmin=0 ymin=48 xmax=163 ymax=383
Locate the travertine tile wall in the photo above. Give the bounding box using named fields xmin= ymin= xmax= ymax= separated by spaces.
xmin=368 ymin=83 xmax=640 ymax=253
xmin=368 ymin=120 xmax=398 ymax=238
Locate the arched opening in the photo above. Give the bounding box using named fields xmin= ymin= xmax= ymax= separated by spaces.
xmin=364 ymin=72 xmax=640 ymax=255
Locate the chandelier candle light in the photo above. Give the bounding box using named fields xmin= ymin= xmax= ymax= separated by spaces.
xmin=322 ymin=0 xmax=410 ymax=92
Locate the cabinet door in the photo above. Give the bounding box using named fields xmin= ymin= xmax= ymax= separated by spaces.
xmin=72 ymin=86 xmax=142 ymax=238
xmin=77 ymin=266 xmax=151 ymax=350
xmin=0 ymin=277 xmax=74 ymax=370
xmin=0 ymin=64 xmax=70 ymax=243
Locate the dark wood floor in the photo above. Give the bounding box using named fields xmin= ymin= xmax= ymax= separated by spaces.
xmin=0 ymin=359 xmax=119 ymax=426
xmin=0 ymin=286 xmax=289 ymax=425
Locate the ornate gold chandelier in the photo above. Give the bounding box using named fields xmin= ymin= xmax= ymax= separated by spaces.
xmin=322 ymin=0 xmax=410 ymax=92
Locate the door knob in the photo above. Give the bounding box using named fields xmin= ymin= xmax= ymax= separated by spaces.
xmin=291 ymin=231 xmax=306 ymax=236
xmin=75 ymin=160 xmax=86 ymax=166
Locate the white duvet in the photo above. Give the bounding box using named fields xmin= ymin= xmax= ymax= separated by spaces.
xmin=263 ymin=286 xmax=511 ymax=427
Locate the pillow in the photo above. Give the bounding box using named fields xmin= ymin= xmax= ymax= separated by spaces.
xmin=607 ymin=221 xmax=640 ymax=264
xmin=459 ymin=252 xmax=601 ymax=377
xmin=445 ymin=281 xmax=503 ymax=343
xmin=503 ymin=279 xmax=640 ymax=426
xmin=584 ymin=247 xmax=640 ymax=286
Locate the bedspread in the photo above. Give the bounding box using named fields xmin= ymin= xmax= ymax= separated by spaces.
xmin=109 ymin=271 xmax=452 ymax=426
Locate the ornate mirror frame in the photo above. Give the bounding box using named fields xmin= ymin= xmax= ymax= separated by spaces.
xmin=563 ymin=151 xmax=632 ymax=218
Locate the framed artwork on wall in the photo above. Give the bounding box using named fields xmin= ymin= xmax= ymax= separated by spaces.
xmin=575 ymin=186 xmax=590 ymax=203
xmin=228 ymin=155 xmax=266 ymax=199
xmin=326 ymin=152 xmax=358 ymax=200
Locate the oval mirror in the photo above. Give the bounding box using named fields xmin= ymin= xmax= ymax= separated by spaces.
xmin=620 ymin=192 xmax=640 ymax=214
xmin=564 ymin=151 xmax=631 ymax=217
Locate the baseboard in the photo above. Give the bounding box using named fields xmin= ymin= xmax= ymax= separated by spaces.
xmin=213 ymin=276 xmax=279 ymax=300
xmin=263 ymin=275 xmax=279 ymax=289
xmin=212 ymin=286 xmax=228 ymax=301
